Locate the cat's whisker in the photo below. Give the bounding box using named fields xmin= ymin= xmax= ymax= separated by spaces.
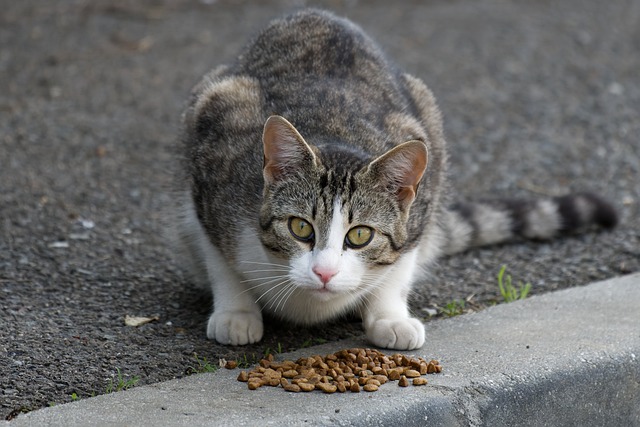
xmin=241 ymin=267 xmax=290 ymax=274
xmin=260 ymin=279 xmax=293 ymax=308
xmin=406 ymin=287 xmax=421 ymax=299
xmin=256 ymin=281 xmax=292 ymax=306
xmin=235 ymin=276 xmax=291 ymax=303
xmin=357 ymin=293 xmax=374 ymax=318
xmin=240 ymin=274 xmax=289 ymax=284
xmin=274 ymin=283 xmax=298 ymax=312
xmin=267 ymin=284 xmax=295 ymax=312
xmin=354 ymin=280 xmax=385 ymax=307
xmin=354 ymin=277 xmax=382 ymax=294
xmin=346 ymin=288 xmax=366 ymax=312
xmin=358 ymin=293 xmax=376 ymax=309
xmin=235 ymin=275 xmax=290 ymax=297
xmin=239 ymin=260 xmax=289 ymax=268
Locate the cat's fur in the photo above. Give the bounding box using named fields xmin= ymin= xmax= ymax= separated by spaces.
xmin=171 ymin=9 xmax=617 ymax=350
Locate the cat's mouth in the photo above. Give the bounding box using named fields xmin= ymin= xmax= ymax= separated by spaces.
xmin=308 ymin=286 xmax=339 ymax=301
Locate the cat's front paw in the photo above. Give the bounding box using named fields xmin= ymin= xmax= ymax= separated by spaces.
xmin=207 ymin=311 xmax=263 ymax=345
xmin=365 ymin=317 xmax=425 ymax=350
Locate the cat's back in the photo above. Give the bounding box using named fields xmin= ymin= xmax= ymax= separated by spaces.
xmin=236 ymin=9 xmax=386 ymax=80
xmin=230 ymin=9 xmax=409 ymax=139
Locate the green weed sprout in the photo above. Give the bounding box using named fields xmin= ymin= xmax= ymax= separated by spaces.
xmin=441 ymin=299 xmax=465 ymax=317
xmin=187 ymin=353 xmax=218 ymax=374
xmin=105 ymin=368 xmax=140 ymax=393
xmin=497 ymin=265 xmax=531 ymax=303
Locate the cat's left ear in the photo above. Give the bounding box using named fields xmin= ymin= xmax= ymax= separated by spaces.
xmin=262 ymin=115 xmax=318 ymax=185
xmin=367 ymin=140 xmax=428 ymax=210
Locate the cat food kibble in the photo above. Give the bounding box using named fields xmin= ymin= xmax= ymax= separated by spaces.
xmin=398 ymin=375 xmax=409 ymax=387
xmin=234 ymin=348 xmax=441 ymax=393
xmin=363 ymin=383 xmax=379 ymax=392
xmin=404 ymin=369 xmax=421 ymax=378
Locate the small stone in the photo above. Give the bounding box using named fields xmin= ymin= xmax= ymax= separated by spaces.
xmin=48 ymin=241 xmax=69 ymax=249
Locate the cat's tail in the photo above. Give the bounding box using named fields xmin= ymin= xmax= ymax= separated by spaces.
xmin=439 ymin=192 xmax=618 ymax=255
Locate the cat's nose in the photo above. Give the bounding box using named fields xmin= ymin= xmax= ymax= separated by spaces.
xmin=312 ymin=266 xmax=337 ymax=285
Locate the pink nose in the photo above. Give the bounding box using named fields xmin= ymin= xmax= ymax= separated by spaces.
xmin=312 ymin=266 xmax=337 ymax=285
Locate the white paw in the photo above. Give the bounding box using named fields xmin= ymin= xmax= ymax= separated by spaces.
xmin=365 ymin=317 xmax=425 ymax=350
xmin=207 ymin=311 xmax=263 ymax=346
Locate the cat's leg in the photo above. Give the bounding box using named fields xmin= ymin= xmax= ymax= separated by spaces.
xmin=204 ymin=248 xmax=264 ymax=346
xmin=361 ymin=249 xmax=425 ymax=350
xmin=184 ymin=212 xmax=263 ymax=346
xmin=168 ymin=192 xmax=209 ymax=288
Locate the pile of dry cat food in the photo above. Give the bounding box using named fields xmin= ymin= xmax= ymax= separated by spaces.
xmin=229 ymin=348 xmax=442 ymax=393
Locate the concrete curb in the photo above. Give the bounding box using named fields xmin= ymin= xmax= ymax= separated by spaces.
xmin=8 ymin=273 xmax=640 ymax=426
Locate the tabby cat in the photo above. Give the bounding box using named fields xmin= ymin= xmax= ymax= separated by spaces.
xmin=172 ymin=9 xmax=617 ymax=350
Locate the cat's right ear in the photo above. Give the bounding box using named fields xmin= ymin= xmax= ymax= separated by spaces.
xmin=262 ymin=115 xmax=318 ymax=185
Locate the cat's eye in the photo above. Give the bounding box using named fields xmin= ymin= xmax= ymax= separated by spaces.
xmin=288 ymin=217 xmax=314 ymax=242
xmin=345 ymin=226 xmax=374 ymax=248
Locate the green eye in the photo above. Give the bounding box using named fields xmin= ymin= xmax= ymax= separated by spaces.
xmin=288 ymin=217 xmax=314 ymax=242
xmin=346 ymin=226 xmax=374 ymax=248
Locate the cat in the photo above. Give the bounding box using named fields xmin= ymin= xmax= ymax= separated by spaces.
xmin=170 ymin=9 xmax=617 ymax=350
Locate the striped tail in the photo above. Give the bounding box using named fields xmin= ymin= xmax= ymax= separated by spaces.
xmin=440 ymin=192 xmax=618 ymax=255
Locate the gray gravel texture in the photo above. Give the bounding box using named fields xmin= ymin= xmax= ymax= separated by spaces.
xmin=1 ymin=0 xmax=638 ymax=419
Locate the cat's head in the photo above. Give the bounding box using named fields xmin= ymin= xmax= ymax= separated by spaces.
xmin=258 ymin=115 xmax=427 ymax=306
